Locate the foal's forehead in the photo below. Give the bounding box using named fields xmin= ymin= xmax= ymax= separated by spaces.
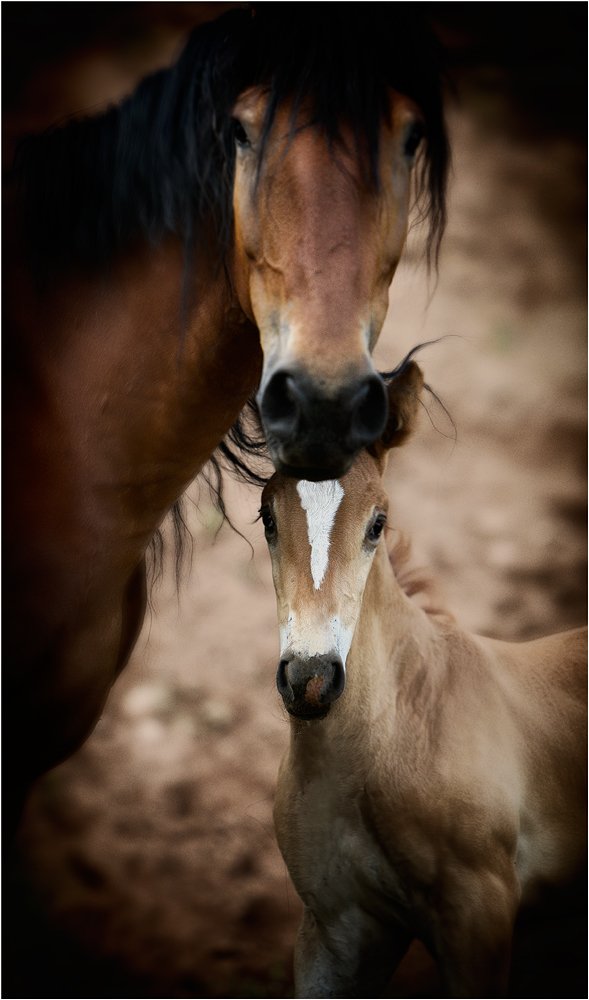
xmin=263 ymin=452 xmax=387 ymax=513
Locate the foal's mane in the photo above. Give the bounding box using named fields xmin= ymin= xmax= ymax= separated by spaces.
xmin=14 ymin=3 xmax=449 ymax=271
xmin=388 ymin=533 xmax=453 ymax=622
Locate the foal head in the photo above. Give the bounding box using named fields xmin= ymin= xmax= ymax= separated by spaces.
xmin=261 ymin=361 xmax=423 ymax=720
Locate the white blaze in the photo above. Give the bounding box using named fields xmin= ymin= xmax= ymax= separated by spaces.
xmin=296 ymin=479 xmax=344 ymax=590
xmin=279 ymin=610 xmax=354 ymax=667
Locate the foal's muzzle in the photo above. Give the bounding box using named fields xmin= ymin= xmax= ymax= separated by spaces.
xmin=276 ymin=652 xmax=345 ymax=719
xmin=259 ymin=367 xmax=388 ymax=480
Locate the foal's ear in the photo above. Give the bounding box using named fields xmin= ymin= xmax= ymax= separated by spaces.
xmin=370 ymin=361 xmax=424 ymax=457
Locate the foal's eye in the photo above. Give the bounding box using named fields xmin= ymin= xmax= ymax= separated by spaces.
xmin=366 ymin=513 xmax=386 ymax=545
xmin=232 ymin=118 xmax=252 ymax=149
xmin=403 ymin=120 xmax=425 ymax=160
xmin=260 ymin=505 xmax=277 ymax=539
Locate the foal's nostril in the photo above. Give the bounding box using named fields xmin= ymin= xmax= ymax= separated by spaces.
xmin=331 ymin=658 xmax=345 ymax=697
xmin=277 ymin=653 xmax=345 ymax=717
xmin=277 ymin=659 xmax=290 ymax=696
xmin=350 ymin=374 xmax=388 ymax=445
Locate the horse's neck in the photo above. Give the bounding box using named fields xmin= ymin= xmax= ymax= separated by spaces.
xmin=7 ymin=235 xmax=261 ymax=568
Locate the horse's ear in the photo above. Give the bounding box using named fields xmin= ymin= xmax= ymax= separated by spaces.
xmin=370 ymin=361 xmax=424 ymax=458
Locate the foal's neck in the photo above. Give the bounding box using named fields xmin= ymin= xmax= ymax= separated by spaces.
xmin=292 ymin=542 xmax=441 ymax=751
xmin=351 ymin=541 xmax=441 ymax=699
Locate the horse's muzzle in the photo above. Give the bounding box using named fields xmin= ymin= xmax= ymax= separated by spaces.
xmin=258 ymin=367 xmax=388 ymax=480
xmin=276 ymin=652 xmax=345 ymax=719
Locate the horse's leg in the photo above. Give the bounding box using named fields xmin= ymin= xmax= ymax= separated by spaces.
xmin=433 ymin=872 xmax=518 ymax=998
xmin=4 ymin=559 xmax=148 ymax=840
xmin=294 ymin=905 xmax=412 ymax=999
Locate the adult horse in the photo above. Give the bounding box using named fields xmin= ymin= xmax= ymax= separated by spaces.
xmin=3 ymin=5 xmax=448 ymax=827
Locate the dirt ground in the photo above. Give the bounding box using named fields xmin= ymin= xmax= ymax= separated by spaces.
xmin=4 ymin=7 xmax=587 ymax=999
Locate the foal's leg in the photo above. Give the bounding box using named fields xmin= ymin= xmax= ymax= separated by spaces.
xmin=294 ymin=905 xmax=412 ymax=999
xmin=433 ymin=871 xmax=518 ymax=998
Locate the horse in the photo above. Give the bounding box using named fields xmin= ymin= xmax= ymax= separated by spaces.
xmin=261 ymin=361 xmax=587 ymax=998
xmin=2 ymin=5 xmax=449 ymax=828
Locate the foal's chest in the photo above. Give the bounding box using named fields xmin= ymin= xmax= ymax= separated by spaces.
xmin=275 ymin=764 xmax=403 ymax=920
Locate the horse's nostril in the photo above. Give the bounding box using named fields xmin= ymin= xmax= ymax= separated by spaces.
xmin=260 ymin=371 xmax=301 ymax=432
xmin=351 ymin=375 xmax=388 ymax=443
xmin=260 ymin=368 xmax=387 ymax=477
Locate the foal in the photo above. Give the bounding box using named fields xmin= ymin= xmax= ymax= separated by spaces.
xmin=261 ymin=363 xmax=587 ymax=998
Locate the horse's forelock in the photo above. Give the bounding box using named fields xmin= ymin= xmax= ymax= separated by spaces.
xmin=237 ymin=5 xmax=449 ymax=264
xmin=14 ymin=6 xmax=448 ymax=274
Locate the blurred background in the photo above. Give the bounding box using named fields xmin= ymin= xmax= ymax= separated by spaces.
xmin=3 ymin=3 xmax=587 ymax=997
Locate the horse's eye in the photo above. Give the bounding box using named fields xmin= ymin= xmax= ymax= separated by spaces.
xmin=366 ymin=513 xmax=386 ymax=545
xmin=260 ymin=505 xmax=277 ymax=539
xmin=232 ymin=118 xmax=251 ymax=149
xmin=403 ymin=120 xmax=424 ymax=160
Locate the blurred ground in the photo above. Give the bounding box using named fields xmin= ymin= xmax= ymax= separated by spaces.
xmin=3 ymin=4 xmax=587 ymax=998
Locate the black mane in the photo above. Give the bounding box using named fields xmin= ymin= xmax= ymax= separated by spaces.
xmin=14 ymin=3 xmax=449 ymax=271
xmin=11 ymin=4 xmax=451 ymax=581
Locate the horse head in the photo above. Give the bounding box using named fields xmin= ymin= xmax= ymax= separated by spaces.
xmin=232 ymin=87 xmax=428 ymax=480
xmin=223 ymin=6 xmax=447 ymax=480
